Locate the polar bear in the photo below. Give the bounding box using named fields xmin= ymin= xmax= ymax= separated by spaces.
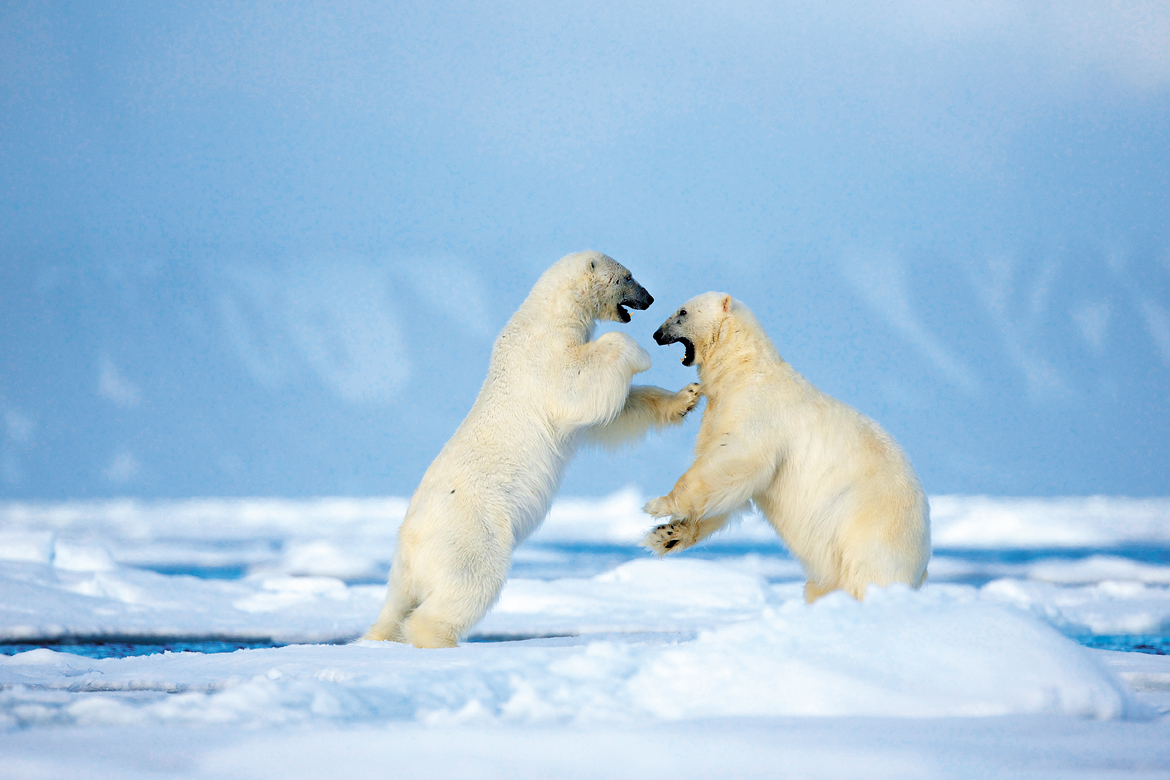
xmin=643 ymin=292 xmax=930 ymax=602
xmin=364 ymin=251 xmax=701 ymax=647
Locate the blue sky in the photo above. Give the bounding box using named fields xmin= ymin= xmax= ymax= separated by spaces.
xmin=2 ymin=0 xmax=1168 ymax=498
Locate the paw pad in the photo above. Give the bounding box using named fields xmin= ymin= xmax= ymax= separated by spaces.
xmin=643 ymin=520 xmax=692 ymax=556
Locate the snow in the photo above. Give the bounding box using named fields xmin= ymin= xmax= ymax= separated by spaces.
xmin=2 ymin=491 xmax=1170 ymax=777
xmin=5 ymin=490 xmax=1169 ymax=574
xmin=0 ymin=578 xmax=1138 ymax=728
xmin=981 ymin=578 xmax=1170 ymax=636
xmin=930 ymin=495 xmax=1170 ymax=549
xmin=0 ymin=497 xmax=408 ymax=581
xmin=0 ymin=561 xmax=380 ymax=644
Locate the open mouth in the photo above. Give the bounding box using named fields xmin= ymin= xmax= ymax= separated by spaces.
xmin=616 ymin=288 xmax=652 ymax=323
xmin=655 ymin=329 xmax=695 ymax=366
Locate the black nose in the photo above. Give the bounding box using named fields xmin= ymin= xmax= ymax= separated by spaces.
xmin=653 ymin=327 xmax=668 ymax=345
xmin=624 ymin=283 xmax=653 ymax=311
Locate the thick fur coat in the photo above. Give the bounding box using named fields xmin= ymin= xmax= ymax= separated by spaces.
xmin=364 ymin=252 xmax=700 ymax=647
xmin=644 ymin=292 xmax=930 ymax=601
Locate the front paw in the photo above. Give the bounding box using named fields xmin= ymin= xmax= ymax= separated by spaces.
xmin=642 ymin=520 xmax=695 ymax=556
xmin=670 ymin=383 xmax=702 ymax=422
xmin=643 ymin=496 xmax=673 ymax=517
xmin=629 ymin=342 xmax=652 ymax=374
xmin=599 ymin=332 xmax=652 ymax=374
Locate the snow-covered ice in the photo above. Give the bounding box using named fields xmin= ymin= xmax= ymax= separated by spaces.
xmin=930 ymin=495 xmax=1170 ymax=549
xmin=2 ymin=491 xmax=1170 ymax=778
xmin=0 ymin=578 xmax=1138 ymax=728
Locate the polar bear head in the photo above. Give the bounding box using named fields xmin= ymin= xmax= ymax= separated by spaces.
xmin=542 ymin=250 xmax=654 ymax=324
xmin=585 ymin=252 xmax=654 ymax=323
xmin=652 ymin=292 xmax=735 ymax=366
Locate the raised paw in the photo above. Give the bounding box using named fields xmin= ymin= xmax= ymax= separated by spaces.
xmin=630 ymin=343 xmax=652 ymax=374
xmin=642 ymin=520 xmax=696 ymax=556
xmin=643 ymin=496 xmax=673 ymax=517
xmin=596 ymin=332 xmax=651 ymax=373
xmin=670 ymin=382 xmax=702 ymax=422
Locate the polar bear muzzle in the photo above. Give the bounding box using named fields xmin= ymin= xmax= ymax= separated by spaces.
xmin=615 ymin=279 xmax=654 ymax=323
xmin=653 ymin=324 xmax=695 ymax=366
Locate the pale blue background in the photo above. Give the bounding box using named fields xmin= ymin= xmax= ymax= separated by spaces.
xmin=2 ymin=1 xmax=1168 ymax=498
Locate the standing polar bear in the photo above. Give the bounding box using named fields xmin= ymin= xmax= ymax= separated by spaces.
xmin=364 ymin=251 xmax=701 ymax=647
xmin=644 ymin=292 xmax=930 ymax=602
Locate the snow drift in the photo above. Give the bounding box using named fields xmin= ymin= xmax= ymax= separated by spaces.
xmin=0 ymin=563 xmax=1137 ymax=727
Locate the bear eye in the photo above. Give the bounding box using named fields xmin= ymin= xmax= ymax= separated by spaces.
xmin=679 ymin=309 xmax=687 ymax=317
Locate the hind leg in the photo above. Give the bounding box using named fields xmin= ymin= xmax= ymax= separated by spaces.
xmin=837 ymin=547 xmax=921 ymax=601
xmin=401 ymin=559 xmax=510 ymax=649
xmin=401 ymin=589 xmax=499 ymax=649
xmin=837 ymin=524 xmax=928 ymax=601
xmin=400 ymin=602 xmax=461 ymax=648
xmin=362 ymin=564 xmax=416 ymax=642
xmin=803 ymin=579 xmax=838 ymax=603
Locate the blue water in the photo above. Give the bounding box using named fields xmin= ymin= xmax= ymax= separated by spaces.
xmin=0 ymin=639 xmax=287 ymax=659
xmin=1 ymin=633 xmax=1165 ymax=659
xmin=139 ymin=565 xmax=252 ymax=580
xmin=1077 ymin=636 xmax=1170 ymax=656
xmin=932 ymin=546 xmax=1170 ymax=566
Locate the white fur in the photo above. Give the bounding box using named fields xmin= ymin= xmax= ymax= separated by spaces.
xmin=364 ymin=251 xmax=700 ymax=647
xmin=643 ymin=292 xmax=930 ymax=602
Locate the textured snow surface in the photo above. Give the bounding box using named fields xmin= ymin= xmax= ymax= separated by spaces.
xmin=0 ymin=577 xmax=1138 ymax=727
xmin=4 ymin=491 xmax=1170 ymax=643
xmin=2 ymin=493 xmax=1170 ymax=778
xmin=3 ymin=715 xmax=1168 ymax=780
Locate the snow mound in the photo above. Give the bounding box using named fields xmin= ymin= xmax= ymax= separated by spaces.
xmin=982 ymin=577 xmax=1170 ymax=636
xmin=0 ymin=558 xmax=772 ymax=643
xmin=483 ymin=559 xmax=768 ymax=635
xmin=0 ymin=583 xmax=1136 ymax=727
xmin=0 ymin=531 xmax=54 ymax=564
xmin=0 ymin=561 xmax=385 ymax=643
xmin=627 ymin=586 xmax=1134 ymax=719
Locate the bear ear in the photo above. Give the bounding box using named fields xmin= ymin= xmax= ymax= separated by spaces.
xmin=721 ymin=294 xmax=732 ymax=313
